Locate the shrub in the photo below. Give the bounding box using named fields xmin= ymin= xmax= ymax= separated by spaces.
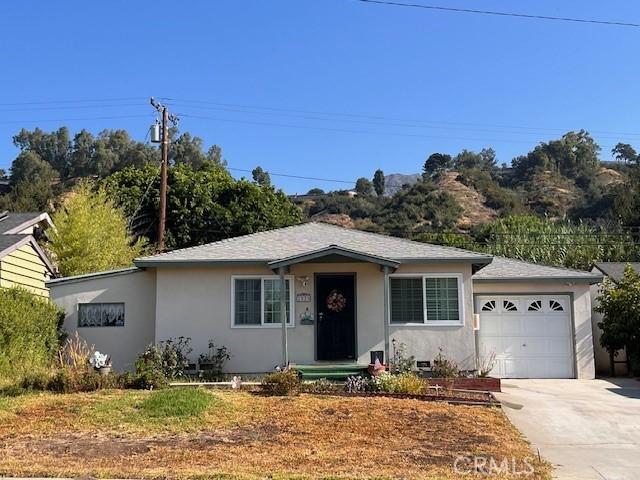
xmin=198 ymin=340 xmax=231 ymax=381
xmin=139 ymin=387 xmax=212 ymax=418
xmin=372 ymin=372 xmax=427 ymax=394
xmin=431 ymin=347 xmax=460 ymax=379
xmin=302 ymin=378 xmax=339 ymax=394
xmin=0 ymin=287 xmax=61 ymax=380
xmin=260 ymin=370 xmax=301 ymax=396
xmin=393 ymin=372 xmax=427 ymax=394
xmin=130 ymin=367 xmax=168 ymax=390
xmin=20 ymin=371 xmax=54 ymax=391
xmin=136 ymin=337 xmax=192 ymax=382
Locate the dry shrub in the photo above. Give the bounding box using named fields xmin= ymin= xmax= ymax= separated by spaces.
xmin=260 ymin=370 xmax=301 ymax=396
xmin=57 ymin=332 xmax=94 ymax=370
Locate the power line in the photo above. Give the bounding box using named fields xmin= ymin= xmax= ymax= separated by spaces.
xmin=228 ymin=167 xmax=356 ymax=185
xmin=163 ymin=97 xmax=640 ymax=138
xmin=356 ymin=0 xmax=640 ymax=28
xmin=177 ymin=112 xmax=621 ymax=151
xmin=0 ymin=97 xmax=147 ymax=106
xmin=0 ymin=114 xmax=153 ymax=125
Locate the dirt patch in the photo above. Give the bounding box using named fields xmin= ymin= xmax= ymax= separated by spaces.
xmin=436 ymin=171 xmax=498 ymax=228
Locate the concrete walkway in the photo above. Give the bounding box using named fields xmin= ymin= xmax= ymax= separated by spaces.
xmin=495 ymin=379 xmax=640 ymax=480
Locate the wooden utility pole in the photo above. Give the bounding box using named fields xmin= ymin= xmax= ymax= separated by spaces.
xmin=150 ymin=98 xmax=178 ymax=252
xmin=158 ymin=106 xmax=169 ymax=251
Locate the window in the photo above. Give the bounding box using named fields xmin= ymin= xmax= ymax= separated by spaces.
xmin=390 ymin=277 xmax=423 ymax=323
xmin=503 ymin=300 xmax=518 ymax=312
xmin=78 ymin=303 xmax=124 ymax=327
xmin=528 ymin=300 xmax=542 ymax=311
xmin=481 ymin=300 xmax=496 ymax=312
xmin=232 ymin=276 xmax=294 ymax=327
xmin=549 ymin=300 xmax=564 ymax=312
xmin=389 ymin=274 xmax=463 ymax=325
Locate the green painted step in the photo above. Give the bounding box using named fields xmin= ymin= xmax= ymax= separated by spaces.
xmin=294 ymin=363 xmax=368 ymax=380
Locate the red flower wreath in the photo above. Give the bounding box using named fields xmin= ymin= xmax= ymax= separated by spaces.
xmin=326 ymin=289 xmax=347 ymax=312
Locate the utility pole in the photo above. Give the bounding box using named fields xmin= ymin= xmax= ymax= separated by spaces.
xmin=150 ymin=98 xmax=178 ymax=252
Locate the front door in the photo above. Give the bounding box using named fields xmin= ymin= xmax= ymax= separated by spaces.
xmin=316 ymin=274 xmax=356 ymax=361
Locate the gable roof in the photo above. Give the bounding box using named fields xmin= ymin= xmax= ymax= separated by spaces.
xmin=0 ymin=234 xmax=55 ymax=274
xmin=592 ymin=262 xmax=640 ymax=283
xmin=0 ymin=212 xmax=53 ymax=234
xmin=135 ymin=222 xmax=492 ymax=267
xmin=472 ymin=256 xmax=602 ymax=284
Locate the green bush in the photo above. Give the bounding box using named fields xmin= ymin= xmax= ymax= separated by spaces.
xmin=260 ymin=370 xmax=301 ymax=396
xmin=0 ymin=287 xmax=62 ymax=380
xmin=139 ymin=387 xmax=212 ymax=418
xmin=20 ymin=370 xmax=54 ymax=391
xmin=198 ymin=339 xmax=231 ymax=382
xmin=372 ymin=372 xmax=427 ymax=394
xmin=431 ymin=347 xmax=460 ymax=379
xmin=135 ymin=337 xmax=192 ymax=385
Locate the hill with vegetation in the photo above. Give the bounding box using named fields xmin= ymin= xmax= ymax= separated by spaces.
xmin=1 ymin=126 xmax=639 ymax=270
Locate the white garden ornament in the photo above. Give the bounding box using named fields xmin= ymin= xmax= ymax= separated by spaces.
xmin=89 ymin=351 xmax=110 ymax=369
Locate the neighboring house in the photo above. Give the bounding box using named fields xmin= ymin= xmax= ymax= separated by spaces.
xmin=0 ymin=211 xmax=55 ymax=297
xmin=47 ymin=222 xmax=601 ymax=378
xmin=590 ymin=262 xmax=640 ymax=375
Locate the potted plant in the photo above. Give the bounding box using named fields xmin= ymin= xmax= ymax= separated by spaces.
xmin=90 ymin=351 xmax=112 ymax=376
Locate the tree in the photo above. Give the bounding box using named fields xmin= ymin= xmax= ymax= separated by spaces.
xmin=423 ymin=153 xmax=452 ymax=178
xmin=171 ymin=132 xmax=208 ymax=169
xmin=103 ymin=163 xmax=302 ymax=249
xmin=9 ymin=151 xmax=57 ymax=185
xmin=307 ymin=188 xmax=325 ymax=195
xmin=13 ymin=127 xmax=70 ymax=178
xmin=48 ymin=181 xmax=146 ymax=276
xmin=252 ymin=166 xmax=271 ymax=187
xmin=611 ymin=143 xmax=638 ymax=164
xmin=453 ymin=148 xmax=497 ymax=171
xmin=68 ymin=129 xmax=96 ymax=178
xmin=355 ymin=177 xmax=374 ymax=196
xmin=373 ymin=169 xmax=385 ymax=196
xmin=595 ymin=265 xmax=640 ymax=375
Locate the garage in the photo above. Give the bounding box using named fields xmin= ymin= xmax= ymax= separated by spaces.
xmin=476 ymin=295 xmax=574 ymax=378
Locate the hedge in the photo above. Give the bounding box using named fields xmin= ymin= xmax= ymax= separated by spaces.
xmin=0 ymin=287 xmax=62 ymax=380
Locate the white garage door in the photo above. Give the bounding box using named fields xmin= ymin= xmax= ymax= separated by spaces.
xmin=477 ymin=295 xmax=574 ymax=378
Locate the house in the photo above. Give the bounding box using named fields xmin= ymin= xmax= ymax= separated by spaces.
xmin=590 ymin=262 xmax=640 ymax=375
xmin=47 ymin=222 xmax=602 ymax=378
xmin=0 ymin=211 xmax=55 ymax=297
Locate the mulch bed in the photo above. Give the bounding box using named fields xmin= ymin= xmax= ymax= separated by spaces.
xmin=313 ymin=390 xmax=499 ymax=406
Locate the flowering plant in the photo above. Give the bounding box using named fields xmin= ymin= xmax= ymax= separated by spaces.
xmin=89 ymin=351 xmax=111 ymax=369
xmin=326 ymin=289 xmax=347 ymax=312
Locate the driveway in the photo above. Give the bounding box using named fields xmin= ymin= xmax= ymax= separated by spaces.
xmin=495 ymin=379 xmax=640 ymax=480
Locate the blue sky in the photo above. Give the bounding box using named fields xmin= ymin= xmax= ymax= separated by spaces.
xmin=1 ymin=0 xmax=639 ymax=193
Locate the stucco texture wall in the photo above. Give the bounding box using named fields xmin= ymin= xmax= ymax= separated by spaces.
xmin=154 ymin=262 xmax=476 ymax=373
xmin=473 ymin=281 xmax=596 ymax=379
xmin=49 ymin=269 xmax=156 ymax=371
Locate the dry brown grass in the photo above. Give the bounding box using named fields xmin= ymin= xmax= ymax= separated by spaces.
xmin=0 ymin=390 xmax=550 ymax=479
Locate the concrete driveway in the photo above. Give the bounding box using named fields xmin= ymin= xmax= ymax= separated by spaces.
xmin=495 ymin=379 xmax=640 ymax=480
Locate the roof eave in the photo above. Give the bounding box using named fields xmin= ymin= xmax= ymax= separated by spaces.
xmin=473 ymin=275 xmax=603 ymax=285
xmin=46 ymin=267 xmax=142 ymax=287
xmin=0 ymin=235 xmax=55 ymax=274
xmin=134 ymin=258 xmax=271 ymax=268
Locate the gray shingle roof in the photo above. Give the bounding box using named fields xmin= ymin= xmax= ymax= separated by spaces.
xmin=0 ymin=212 xmax=44 ymax=234
xmin=0 ymin=234 xmax=29 ymax=255
xmin=593 ymin=262 xmax=640 ymax=282
xmin=136 ymin=222 xmax=492 ymax=266
xmin=473 ymin=256 xmax=602 ymax=283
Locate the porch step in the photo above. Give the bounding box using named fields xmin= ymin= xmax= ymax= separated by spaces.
xmin=294 ymin=363 xmax=368 ymax=380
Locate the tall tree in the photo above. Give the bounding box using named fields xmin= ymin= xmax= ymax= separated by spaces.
xmin=251 ymin=166 xmax=272 ymax=187
xmin=48 ymin=181 xmax=146 ymax=276
xmin=13 ymin=127 xmax=69 ymax=178
xmin=355 ymin=177 xmax=374 ymax=196
xmin=9 ymin=151 xmax=56 ymax=185
xmin=373 ymin=169 xmax=385 ymax=196
xmin=611 ymin=143 xmax=639 ymax=164
xmin=103 ymin=163 xmax=301 ymax=249
xmin=423 ymin=153 xmax=452 ymax=178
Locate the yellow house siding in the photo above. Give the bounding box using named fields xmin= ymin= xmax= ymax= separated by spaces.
xmin=0 ymin=244 xmax=50 ymax=297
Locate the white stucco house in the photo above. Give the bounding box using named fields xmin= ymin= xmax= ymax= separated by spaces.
xmin=47 ymin=222 xmax=602 ymax=379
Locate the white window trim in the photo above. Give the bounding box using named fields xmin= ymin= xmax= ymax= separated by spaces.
xmin=388 ymin=273 xmax=465 ymax=327
xmin=230 ymin=275 xmax=295 ymax=329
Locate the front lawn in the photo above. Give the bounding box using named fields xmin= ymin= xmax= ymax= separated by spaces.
xmin=0 ymin=388 xmax=549 ymax=479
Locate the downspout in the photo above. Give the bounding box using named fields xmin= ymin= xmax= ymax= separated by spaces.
xmin=383 ymin=265 xmax=390 ymax=366
xmin=279 ymin=266 xmax=289 ymax=367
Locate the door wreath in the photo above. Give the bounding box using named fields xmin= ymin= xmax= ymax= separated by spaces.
xmin=326 ymin=289 xmax=347 ymax=312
